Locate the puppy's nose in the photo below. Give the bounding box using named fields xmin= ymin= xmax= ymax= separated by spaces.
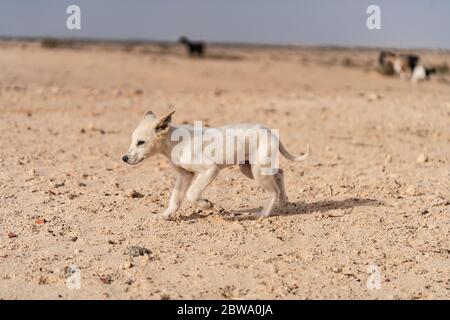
xmin=122 ymin=155 xmax=129 ymax=163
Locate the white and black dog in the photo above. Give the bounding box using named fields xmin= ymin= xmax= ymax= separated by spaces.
xmin=378 ymin=51 xmax=420 ymax=79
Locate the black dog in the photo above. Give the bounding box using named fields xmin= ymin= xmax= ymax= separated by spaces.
xmin=179 ymin=36 xmax=205 ymax=57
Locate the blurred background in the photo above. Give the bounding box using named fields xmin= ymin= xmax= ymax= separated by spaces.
xmin=1 ymin=0 xmax=450 ymax=49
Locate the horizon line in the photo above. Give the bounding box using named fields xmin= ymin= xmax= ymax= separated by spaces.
xmin=1 ymin=35 xmax=449 ymax=53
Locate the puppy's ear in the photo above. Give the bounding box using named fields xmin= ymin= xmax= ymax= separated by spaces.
xmin=144 ymin=110 xmax=156 ymax=119
xmin=154 ymin=111 xmax=175 ymax=135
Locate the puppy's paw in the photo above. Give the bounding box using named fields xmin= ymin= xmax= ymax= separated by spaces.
xmin=255 ymin=210 xmax=271 ymax=218
xmin=197 ymin=199 xmax=213 ymax=209
xmin=154 ymin=212 xmax=171 ymax=221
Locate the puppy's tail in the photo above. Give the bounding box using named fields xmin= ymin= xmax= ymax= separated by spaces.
xmin=279 ymin=141 xmax=310 ymax=162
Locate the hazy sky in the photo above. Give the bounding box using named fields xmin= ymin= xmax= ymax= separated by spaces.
xmin=0 ymin=0 xmax=449 ymax=49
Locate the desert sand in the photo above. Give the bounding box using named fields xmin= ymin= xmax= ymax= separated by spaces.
xmin=0 ymin=41 xmax=449 ymax=299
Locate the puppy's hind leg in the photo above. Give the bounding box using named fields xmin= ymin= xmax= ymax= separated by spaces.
xmin=251 ymin=165 xmax=280 ymax=218
xmin=275 ymin=168 xmax=288 ymax=204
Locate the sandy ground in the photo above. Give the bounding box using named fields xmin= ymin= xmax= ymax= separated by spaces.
xmin=0 ymin=41 xmax=449 ymax=300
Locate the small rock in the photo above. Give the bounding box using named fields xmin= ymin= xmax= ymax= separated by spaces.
xmin=28 ymin=168 xmax=37 ymax=177
xmin=384 ymin=155 xmax=393 ymax=164
xmin=121 ymin=261 xmax=133 ymax=269
xmin=326 ymin=209 xmax=346 ymax=218
xmin=35 ymin=218 xmax=46 ymax=225
xmin=420 ymin=208 xmax=429 ymax=215
xmin=332 ymin=266 xmax=342 ymax=273
xmin=431 ymin=196 xmax=450 ymax=207
xmin=160 ymin=293 xmax=170 ymax=300
xmin=110 ymin=180 xmax=120 ymax=188
xmin=366 ymin=92 xmax=382 ymax=102
xmin=70 ymin=236 xmax=78 ymax=242
xmin=7 ymin=232 xmax=17 ymax=238
xmin=126 ymin=189 xmax=144 ymax=199
xmin=405 ymin=185 xmax=417 ymax=196
xmin=214 ymin=88 xmax=227 ymax=96
xmin=416 ymin=153 xmax=428 ymax=164
xmin=54 ymin=181 xmax=65 ymax=188
xmin=99 ymin=275 xmax=112 ymax=284
xmin=125 ymin=246 xmax=151 ymax=257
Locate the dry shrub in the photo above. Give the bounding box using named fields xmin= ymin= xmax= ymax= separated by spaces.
xmin=40 ymin=38 xmax=75 ymax=49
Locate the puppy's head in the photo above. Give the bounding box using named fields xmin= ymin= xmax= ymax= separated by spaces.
xmin=122 ymin=110 xmax=175 ymax=165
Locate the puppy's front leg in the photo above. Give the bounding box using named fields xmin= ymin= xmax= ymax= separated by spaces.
xmin=186 ymin=166 xmax=219 ymax=209
xmin=157 ymin=171 xmax=194 ymax=220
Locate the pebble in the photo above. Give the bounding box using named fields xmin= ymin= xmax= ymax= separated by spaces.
xmin=405 ymin=185 xmax=417 ymax=196
xmin=431 ymin=196 xmax=449 ymax=207
xmin=35 ymin=218 xmax=46 ymax=225
xmin=416 ymin=153 xmax=428 ymax=163
xmin=384 ymin=155 xmax=393 ymax=164
xmin=332 ymin=266 xmax=342 ymax=273
xmin=125 ymin=246 xmax=151 ymax=257
xmin=366 ymin=92 xmax=382 ymax=102
xmin=125 ymin=279 xmax=134 ymax=285
xmin=110 ymin=180 xmax=120 ymax=188
xmin=121 ymin=261 xmax=133 ymax=269
xmin=126 ymin=189 xmax=144 ymax=199
xmin=99 ymin=275 xmax=112 ymax=284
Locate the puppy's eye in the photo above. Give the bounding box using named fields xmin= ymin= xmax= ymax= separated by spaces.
xmin=136 ymin=140 xmax=145 ymax=146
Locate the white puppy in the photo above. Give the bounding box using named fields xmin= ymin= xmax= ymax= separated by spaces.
xmin=122 ymin=111 xmax=309 ymax=220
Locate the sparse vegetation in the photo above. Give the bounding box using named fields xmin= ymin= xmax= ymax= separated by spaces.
xmin=377 ymin=63 xmax=395 ymax=76
xmin=432 ymin=62 xmax=449 ymax=74
xmin=40 ymin=38 xmax=75 ymax=49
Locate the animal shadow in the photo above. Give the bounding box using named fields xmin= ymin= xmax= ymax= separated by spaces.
xmin=221 ymin=197 xmax=384 ymax=221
